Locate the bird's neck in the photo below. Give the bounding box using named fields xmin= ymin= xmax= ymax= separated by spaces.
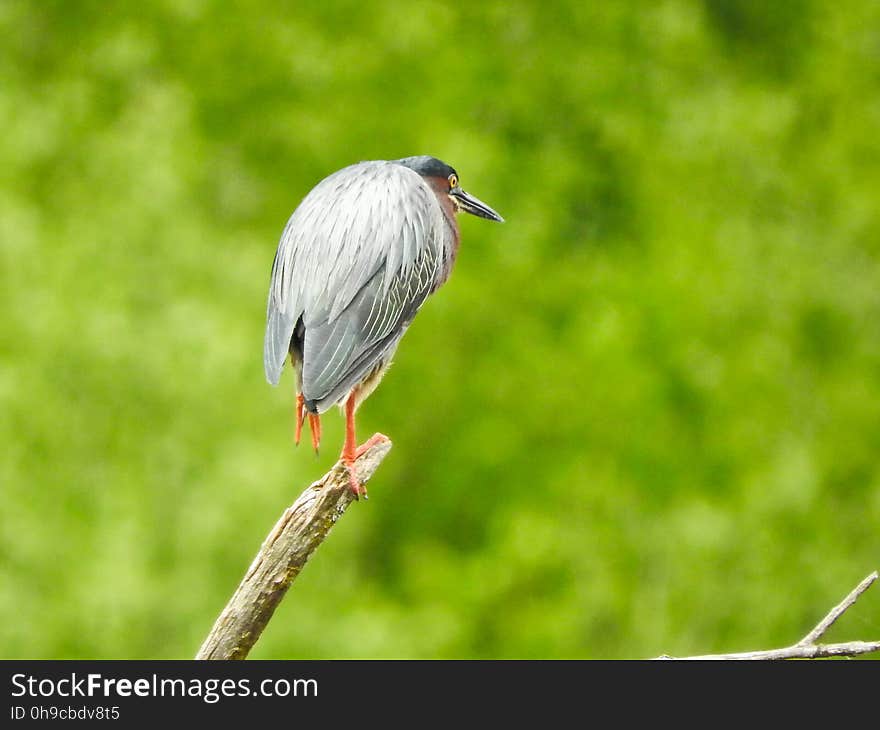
xmin=425 ymin=176 xmax=461 ymax=262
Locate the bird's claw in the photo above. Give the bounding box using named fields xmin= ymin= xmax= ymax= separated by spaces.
xmin=349 ymin=471 xmax=368 ymax=500
xmin=307 ymin=413 xmax=321 ymax=455
xmin=354 ymin=432 xmax=390 ymax=459
xmin=343 ymin=434 xmax=389 ymax=500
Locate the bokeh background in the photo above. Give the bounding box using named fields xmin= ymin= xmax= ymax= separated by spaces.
xmin=2 ymin=0 xmax=879 ymax=659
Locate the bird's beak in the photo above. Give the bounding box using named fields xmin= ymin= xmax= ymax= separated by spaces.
xmin=450 ymin=187 xmax=504 ymax=222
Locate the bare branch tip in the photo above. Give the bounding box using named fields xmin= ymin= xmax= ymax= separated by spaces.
xmin=658 ymin=569 xmax=880 ymax=660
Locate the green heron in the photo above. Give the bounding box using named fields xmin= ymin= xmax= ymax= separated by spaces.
xmin=264 ymin=156 xmax=504 ymax=497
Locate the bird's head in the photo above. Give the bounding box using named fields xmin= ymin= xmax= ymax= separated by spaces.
xmin=395 ymin=156 xmax=504 ymax=223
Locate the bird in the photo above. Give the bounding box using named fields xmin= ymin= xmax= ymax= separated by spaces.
xmin=264 ymin=155 xmax=504 ymax=498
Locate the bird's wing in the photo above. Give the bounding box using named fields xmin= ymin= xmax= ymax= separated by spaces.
xmin=300 ymin=248 xmax=443 ymax=409
xmin=264 ymin=161 xmax=450 ymax=396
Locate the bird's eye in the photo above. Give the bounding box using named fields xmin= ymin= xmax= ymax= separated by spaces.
xmin=448 ymin=174 xmax=459 ymax=189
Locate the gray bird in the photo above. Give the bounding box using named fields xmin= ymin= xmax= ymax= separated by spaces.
xmin=264 ymin=155 xmax=503 ymax=497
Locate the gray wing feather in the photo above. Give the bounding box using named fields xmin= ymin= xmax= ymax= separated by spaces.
xmin=301 ymin=250 xmax=437 ymax=408
xmin=263 ymin=251 xmax=297 ymax=385
xmin=263 ymin=161 xmax=450 ymax=398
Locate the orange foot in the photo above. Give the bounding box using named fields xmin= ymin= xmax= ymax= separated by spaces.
xmin=294 ymin=393 xmax=305 ymax=446
xmin=295 ymin=393 xmax=322 ymax=454
xmin=342 ymin=433 xmax=390 ymax=500
xmin=307 ymin=412 xmax=322 ymax=454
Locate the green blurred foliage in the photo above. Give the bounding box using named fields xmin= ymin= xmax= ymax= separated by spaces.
xmin=2 ymin=0 xmax=879 ymax=658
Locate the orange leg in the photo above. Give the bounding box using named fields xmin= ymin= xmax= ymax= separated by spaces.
xmin=294 ymin=393 xmax=305 ymax=446
xmin=340 ymin=390 xmax=391 ymax=499
xmin=342 ymin=391 xmax=364 ymax=498
xmin=342 ymin=392 xmax=358 ymax=463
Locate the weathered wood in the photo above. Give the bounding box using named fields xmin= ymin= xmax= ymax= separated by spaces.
xmin=662 ymin=639 xmax=880 ymax=661
xmin=197 ymin=435 xmax=877 ymax=662
xmin=196 ymin=435 xmax=392 ymax=660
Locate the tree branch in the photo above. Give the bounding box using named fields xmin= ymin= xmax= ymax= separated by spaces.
xmin=657 ymin=571 xmax=880 ymax=660
xmin=796 ymin=570 xmax=877 ymax=647
xmin=195 ymin=435 xmax=392 ymax=660
xmin=197 ymin=444 xmax=876 ymax=662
